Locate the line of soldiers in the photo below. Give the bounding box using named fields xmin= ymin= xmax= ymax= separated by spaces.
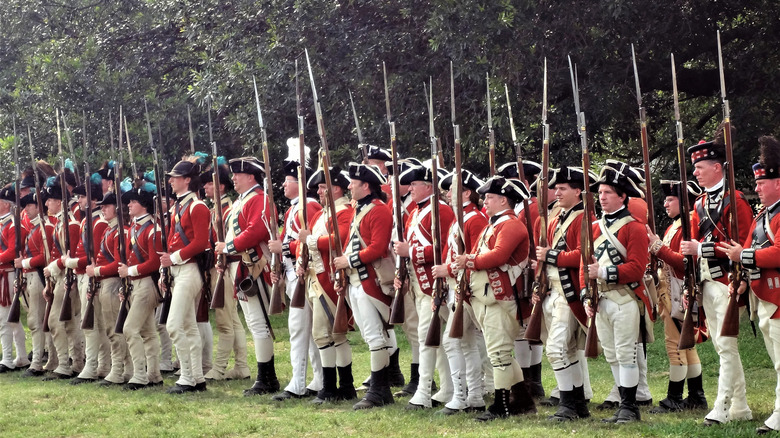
xmin=3 ymin=130 xmax=780 ymax=433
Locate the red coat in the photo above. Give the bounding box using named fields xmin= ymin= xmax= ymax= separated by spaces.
xmin=283 ymin=197 xmax=322 ymax=259
xmin=0 ymin=213 xmax=24 ymax=270
xmin=580 ymin=212 xmax=652 ymax=318
xmin=22 ymin=217 xmax=54 ymax=273
xmin=72 ymin=210 xmax=108 ymax=275
xmin=51 ymin=213 xmax=79 ymax=271
xmin=690 ymin=189 xmax=753 ymax=286
xmin=345 ymin=198 xmax=394 ymax=304
xmin=656 ymin=219 xmax=686 ymax=279
xmin=302 ymin=198 xmax=354 ymax=304
xmin=466 ymin=210 xmax=529 ymax=301
xmin=94 ymin=221 xmax=124 ymax=278
xmin=445 ymin=202 xmax=488 ymax=278
xmin=405 ymin=197 xmax=455 ymax=297
xmin=167 ymin=192 xmax=210 ymax=263
xmin=125 ymin=214 xmax=162 ymax=279
xmin=543 ymin=205 xmax=588 ymax=324
xmin=225 ymin=186 xmax=273 ymax=284
xmin=209 ymin=195 xmax=232 ymax=246
xmin=742 ymin=207 xmax=780 ymax=317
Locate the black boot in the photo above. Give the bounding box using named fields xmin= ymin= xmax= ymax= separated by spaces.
xmin=243 ymin=358 xmax=280 ymax=397
xmin=475 ymin=388 xmax=511 ymax=421
xmin=650 ymin=379 xmax=685 ymax=413
xmin=616 ymin=385 xmax=641 ymax=424
xmin=528 ymin=363 xmax=545 ymax=398
xmin=353 ymin=367 xmax=394 ymax=410
xmin=312 ymin=367 xmax=339 ymax=405
xmin=549 ymin=389 xmax=578 ymax=421
xmin=683 ymin=373 xmax=708 ymax=410
xmin=509 ymin=380 xmax=538 ymax=415
xmin=573 ymin=385 xmax=591 ymax=419
xmin=386 ymin=349 xmax=405 ymax=387
xmin=394 ymin=362 xmax=419 ymax=397
xmin=338 ymin=363 xmax=357 ymax=401
xmin=603 ymin=387 xmax=625 ymax=423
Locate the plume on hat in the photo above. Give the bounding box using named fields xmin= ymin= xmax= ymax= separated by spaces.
xmin=712 ymin=121 xmax=737 ymax=146
xmin=759 ymin=136 xmax=780 ymax=170
xmin=286 ymin=137 xmax=311 ymax=167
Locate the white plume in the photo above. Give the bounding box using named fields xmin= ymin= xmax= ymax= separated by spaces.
xmin=286 ymin=137 xmax=311 ymax=167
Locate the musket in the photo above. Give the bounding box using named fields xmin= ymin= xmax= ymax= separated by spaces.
xmin=81 ymin=112 xmax=99 ymax=330
xmin=207 ymin=101 xmax=227 ymax=310
xmin=349 ymin=90 xmax=369 ymax=164
xmin=194 ymin=100 xmax=215 ymax=320
xmin=448 ymin=62 xmax=468 ymax=339
xmin=717 ymin=31 xmax=745 ymax=338
xmin=306 ymin=50 xmax=349 ymax=335
xmin=61 ymin=114 xmax=80 ymax=182
xmin=486 ymin=73 xmax=496 ymax=177
xmin=252 ymin=75 xmax=278 ymax=339
xmin=289 ymin=61 xmax=310 ymax=310
xmin=524 ymin=59 xmax=550 ymax=343
xmin=187 ymin=105 xmax=196 ymax=154
xmin=424 ymin=76 xmax=447 ymax=348
xmin=672 ymin=54 xmax=702 ymax=350
xmin=569 ymin=57 xmax=599 ymax=358
xmin=30 ymin=127 xmax=55 ymax=333
xmin=115 ymin=106 xmax=133 ymax=333
xmin=505 ymin=84 xmax=536 ymax=317
xmin=386 ymin=62 xmax=409 ymax=325
xmin=56 ymin=109 xmax=75 ymax=322
xmin=124 ymin=116 xmax=139 ymax=181
xmin=632 ymin=45 xmax=659 ymax=289
xmin=7 ymin=116 xmax=26 ymax=324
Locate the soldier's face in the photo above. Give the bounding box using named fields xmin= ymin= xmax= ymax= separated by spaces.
xmin=692 ymin=160 xmax=722 ymax=189
xmin=755 ymin=178 xmax=780 ymax=207
xmin=483 ymin=193 xmax=508 ymax=217
xmin=317 ymin=184 xmax=328 ymax=204
xmin=231 ymin=173 xmax=255 ymax=194
xmin=78 ymin=195 xmax=88 ymax=209
xmin=0 ymin=201 xmax=10 ymax=215
xmin=663 ymin=195 xmax=680 ymax=218
xmin=283 ymin=176 xmax=299 ymax=200
xmin=168 ymin=176 xmax=189 ymax=195
xmin=554 ymin=183 xmax=581 ymax=209
xmin=100 ymin=204 xmax=116 ymax=220
xmin=203 ymin=182 xmax=214 ymax=199
xmin=348 ymin=180 xmax=369 ymax=200
xmin=127 ymin=200 xmax=145 ymax=218
xmin=25 ymin=204 xmax=37 ymax=217
xmin=45 ymin=198 xmax=61 ymax=215
xmin=597 ymin=184 xmax=625 ymax=214
xmin=409 ymin=181 xmax=433 ymax=203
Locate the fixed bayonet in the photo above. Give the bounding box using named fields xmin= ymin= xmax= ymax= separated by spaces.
xmin=187 ymin=104 xmax=195 ymax=153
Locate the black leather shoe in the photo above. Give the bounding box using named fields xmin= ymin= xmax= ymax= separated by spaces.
xmin=702 ymin=418 xmax=721 ymax=427
xmin=147 ymin=380 xmax=164 ymax=387
xmin=21 ymin=368 xmax=45 ymax=377
xmin=757 ymin=425 xmax=775 ymax=435
xmin=0 ymin=364 xmax=14 ymax=373
xmin=596 ymin=400 xmax=619 ymax=410
xmin=464 ymin=405 xmax=486 ymax=413
xmin=70 ymin=377 xmax=96 ymax=385
xmin=539 ymin=396 xmax=560 ymax=407
xmin=123 ymin=382 xmax=147 ymax=391
xmin=436 ymin=406 xmax=462 ymax=416
xmin=166 ymin=383 xmax=197 ymax=394
xmin=194 ymin=382 xmax=207 ymax=392
xmin=405 ymin=402 xmax=427 ymax=411
xmin=637 ymin=398 xmax=653 ymax=406
xmin=98 ymin=379 xmax=124 ymax=387
xmin=272 ymin=390 xmax=301 ymax=401
xmin=42 ymin=372 xmax=73 ymax=381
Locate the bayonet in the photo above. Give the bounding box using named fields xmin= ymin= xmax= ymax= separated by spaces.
xmin=187 ymin=104 xmax=195 ymax=153
xmin=123 ymin=115 xmax=138 ymax=180
xmin=486 ymin=73 xmax=496 ymax=176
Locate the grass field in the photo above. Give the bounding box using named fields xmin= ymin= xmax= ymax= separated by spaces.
xmin=0 ymin=312 xmax=774 ymax=437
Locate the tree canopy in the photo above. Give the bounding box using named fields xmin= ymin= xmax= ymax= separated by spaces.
xmin=1 ymin=0 xmax=778 ymax=217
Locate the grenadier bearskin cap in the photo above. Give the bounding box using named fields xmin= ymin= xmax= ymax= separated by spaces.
xmin=591 ymin=159 xmax=644 ymax=198
xmin=477 ymin=176 xmax=531 ymax=203
xmin=227 ymin=157 xmax=265 ymax=181
xmin=660 ymin=180 xmax=703 ymax=201
xmin=439 ymin=169 xmax=484 ymax=192
xmin=754 ymin=136 xmax=780 ymax=180
xmin=306 ymin=167 xmax=351 ymax=191
xmin=348 ymin=162 xmax=387 ymax=186
xmin=549 ymin=166 xmax=597 ymax=190
xmin=366 ymin=145 xmax=393 ymax=162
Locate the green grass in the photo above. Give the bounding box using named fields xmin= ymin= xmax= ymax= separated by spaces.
xmin=0 ymin=312 xmax=775 ymax=437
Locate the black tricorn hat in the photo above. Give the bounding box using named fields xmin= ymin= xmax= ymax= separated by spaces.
xmin=348 ymin=162 xmax=387 ymax=186
xmin=439 ymin=169 xmax=484 ymax=192
xmin=121 ymin=186 xmax=156 ymax=212
xmin=20 ymin=192 xmax=36 ymax=208
xmin=660 ymin=180 xmax=703 ymax=200
xmin=97 ymin=162 xmax=115 ymax=181
xmin=167 ymin=159 xmax=202 ymax=179
xmin=549 ymin=166 xmax=597 ymax=190
xmin=72 ymin=183 xmax=103 ymax=201
xmin=399 ymin=163 xmax=433 ymax=185
xmin=200 ymin=164 xmax=234 ymax=192
xmin=366 ymin=145 xmax=393 ymax=161
xmin=477 ymin=176 xmax=531 ymax=203
xmin=228 ymin=157 xmax=265 ymax=180
xmin=386 ymin=158 xmax=423 ymax=176
xmin=591 ymin=160 xmax=644 ymax=198
xmin=497 ymin=161 xmax=543 ymax=181
xmin=45 ymin=183 xmax=63 ymax=201
xmin=96 ymin=192 xmax=117 ymax=207
xmin=306 ymin=167 xmax=351 ymax=191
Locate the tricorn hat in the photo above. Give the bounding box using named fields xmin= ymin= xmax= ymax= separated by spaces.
xmin=386 ymin=158 xmax=423 ymax=176
xmin=439 ymin=169 xmax=484 ymax=192
xmin=477 ymin=176 xmax=531 ymax=203
xmin=366 ymin=145 xmax=392 ymax=162
xmin=660 ymin=180 xmax=703 ymax=200
xmin=497 ymin=161 xmax=543 ymax=181
xmin=306 ymin=166 xmax=351 ymax=191
xmin=20 ymin=192 xmax=36 ymax=208
xmin=0 ymin=184 xmax=15 ymax=203
xmin=96 ymin=192 xmax=117 ymax=207
xmin=228 ymin=157 xmax=265 ymax=180
xmin=72 ymin=183 xmax=103 ymax=201
xmin=167 ymin=157 xmax=202 ymax=179
xmin=591 ymin=160 xmax=644 ymax=198
xmin=348 ymin=162 xmax=387 ymax=186
xmin=200 ymin=163 xmax=234 ymax=192
xmin=549 ymin=166 xmax=597 ymax=190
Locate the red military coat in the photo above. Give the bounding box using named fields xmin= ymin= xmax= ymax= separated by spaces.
xmin=656 ymin=218 xmax=686 ymax=279
xmin=125 ymin=214 xmax=162 ymax=279
xmin=168 ymin=191 xmax=210 ymax=264
xmin=302 ymin=197 xmax=353 ymax=304
xmin=345 ymin=197 xmax=394 ymax=305
xmin=283 ymin=197 xmax=322 ymax=261
xmin=741 ymin=203 xmax=780 ymax=318
xmin=22 ymin=216 xmax=54 ymax=273
xmin=542 ymin=204 xmax=588 ymax=325
xmin=405 ymin=196 xmax=455 ymax=297
xmin=94 ymin=219 xmax=123 ymax=278
xmin=71 ymin=209 xmax=108 ymax=275
xmin=225 ymin=186 xmax=273 ymax=284
xmin=445 ymin=202 xmax=488 ymax=278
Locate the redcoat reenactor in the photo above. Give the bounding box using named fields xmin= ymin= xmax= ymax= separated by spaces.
xmin=16 ymin=189 xmax=54 ymax=376
xmin=393 ymin=162 xmax=455 ymax=410
xmin=680 ymin=136 xmax=754 ymax=425
xmin=332 ymin=162 xmax=395 ymax=410
xmin=455 ymin=176 xmax=536 ymax=421
xmin=43 ymin=178 xmax=85 ymax=380
xmin=268 ymin=140 xmax=324 ymax=400
xmin=0 ymin=184 xmax=28 ymax=371
xmin=433 ymin=169 xmax=489 ymax=414
xmin=96 ymin=162 xmax=115 ymax=195
xmin=118 ymin=185 xmax=164 ymax=390
xmin=534 ymin=166 xmax=593 ymax=421
xmin=201 ymin=162 xmax=250 ymax=381
xmin=297 ymin=166 xmax=356 ymax=404
xmin=646 ymin=180 xmax=708 ymax=413
xmin=215 ymin=157 xmax=278 ymax=397
xmin=160 ymin=157 xmax=211 ymax=393
xmin=498 ymin=160 xmax=545 ymax=398
xmin=66 ymin=183 xmax=110 ymax=384
xmin=583 ymin=160 xmax=651 ymax=424
xmin=87 ymin=192 xmax=133 ymax=386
